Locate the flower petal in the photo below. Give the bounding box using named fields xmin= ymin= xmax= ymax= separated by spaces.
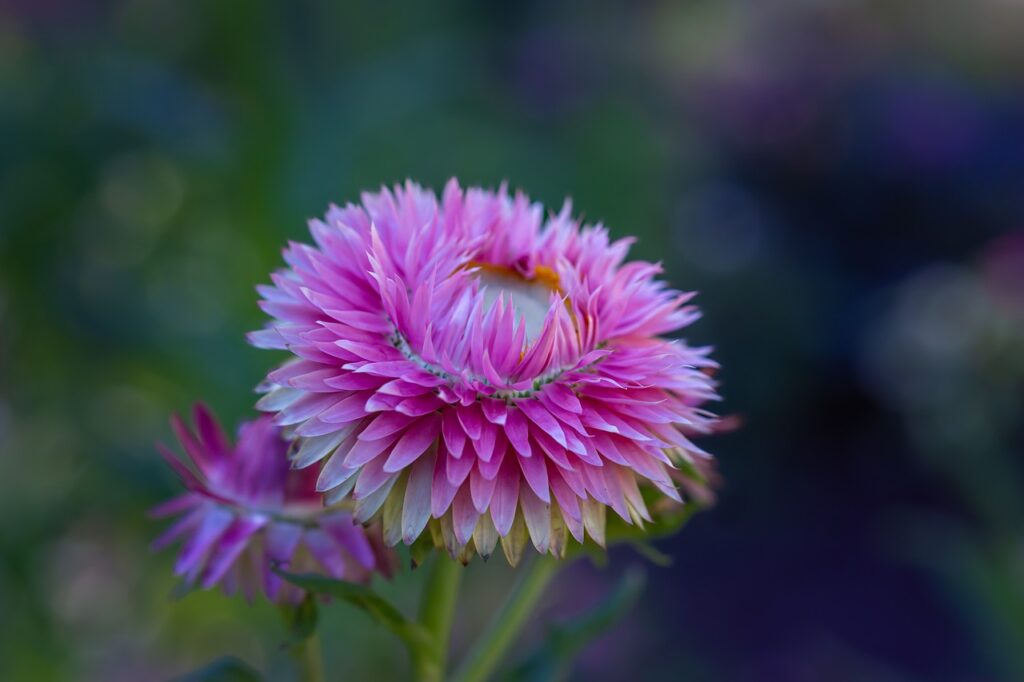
xmin=383 ymin=413 xmax=441 ymax=473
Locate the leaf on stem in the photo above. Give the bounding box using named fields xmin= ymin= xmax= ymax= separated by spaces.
xmin=505 ymin=567 xmax=647 ymax=682
xmin=273 ymin=568 xmax=435 ymax=656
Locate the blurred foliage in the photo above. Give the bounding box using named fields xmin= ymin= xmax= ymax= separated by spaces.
xmin=172 ymin=657 xmax=262 ymax=682
xmin=2 ymin=1 xmax=1024 ymax=680
xmin=506 ymin=567 xmax=646 ymax=682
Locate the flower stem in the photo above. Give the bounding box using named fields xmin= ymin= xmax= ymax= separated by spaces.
xmin=413 ymin=553 xmax=463 ymax=682
xmin=451 ymin=555 xmax=559 ymax=682
xmin=295 ymin=631 xmax=325 ymax=682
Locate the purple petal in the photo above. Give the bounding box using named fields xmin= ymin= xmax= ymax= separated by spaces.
xmin=304 ymin=528 xmax=347 ymax=579
xmin=503 ymin=408 xmax=532 ymax=458
xmin=343 ymin=430 xmax=400 ymax=468
xmin=490 ymin=456 xmax=519 ymax=536
xmin=324 ymin=516 xmax=376 ymax=569
xmin=193 ymin=404 xmax=231 ymax=457
xmin=174 ymin=506 xmax=233 ymax=581
xmin=470 ymin=466 xmax=497 ymax=513
xmin=201 ymin=515 xmax=266 ymax=588
xmin=519 ymin=486 xmax=550 ymax=553
xmin=383 ymin=413 xmax=441 ymax=473
xmin=456 ymin=403 xmax=483 ymax=440
xmin=358 ymin=411 xmax=417 ymax=441
xmin=452 ymin=486 xmax=479 ymax=546
xmin=442 ymin=410 xmax=467 ymax=458
xmin=402 ymin=451 xmax=434 ymax=543
xmin=517 ymin=448 xmax=551 ymax=503
xmin=518 ymin=400 xmax=567 ymax=448
xmin=472 ymin=419 xmax=498 ymax=462
xmin=319 ymin=394 xmax=370 ymax=424
xmin=431 ymin=451 xmax=460 ymax=517
xmin=481 ymin=398 xmax=508 ymax=425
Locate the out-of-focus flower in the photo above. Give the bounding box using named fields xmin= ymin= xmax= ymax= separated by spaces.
xmin=859 ymin=241 xmax=1024 ymax=526
xmin=152 ymin=405 xmax=390 ymax=602
xmin=250 ymin=180 xmax=720 ymax=563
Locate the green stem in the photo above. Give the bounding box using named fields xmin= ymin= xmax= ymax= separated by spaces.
xmin=295 ymin=631 xmax=325 ymax=682
xmin=413 ymin=554 xmax=463 ymax=682
xmin=451 ymin=556 xmax=559 ymax=682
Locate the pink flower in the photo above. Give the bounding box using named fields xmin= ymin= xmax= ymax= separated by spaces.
xmin=152 ymin=405 xmax=391 ymax=602
xmin=251 ymin=180 xmax=720 ymax=563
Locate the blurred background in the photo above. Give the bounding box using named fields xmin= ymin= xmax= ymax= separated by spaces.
xmin=2 ymin=1 xmax=1024 ymax=680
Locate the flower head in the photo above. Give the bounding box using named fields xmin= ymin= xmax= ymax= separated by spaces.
xmin=152 ymin=404 xmax=390 ymax=602
xmin=251 ymin=180 xmax=720 ymax=563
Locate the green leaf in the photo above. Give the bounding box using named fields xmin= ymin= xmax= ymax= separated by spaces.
xmin=627 ymin=541 xmax=674 ymax=567
xmin=504 ymin=567 xmax=647 ymax=682
xmin=273 ymin=569 xmax=435 ymax=656
xmin=171 ymin=656 xmax=263 ymax=682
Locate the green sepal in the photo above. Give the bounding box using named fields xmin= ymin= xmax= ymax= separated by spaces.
xmin=410 ymin=528 xmax=438 ymax=568
xmin=278 ymin=592 xmax=318 ymax=641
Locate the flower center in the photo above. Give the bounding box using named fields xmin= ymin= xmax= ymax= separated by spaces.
xmin=473 ymin=263 xmax=561 ymax=342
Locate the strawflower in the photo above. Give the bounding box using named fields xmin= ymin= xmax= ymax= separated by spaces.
xmin=152 ymin=404 xmax=391 ymax=602
xmin=250 ymin=180 xmax=720 ymax=564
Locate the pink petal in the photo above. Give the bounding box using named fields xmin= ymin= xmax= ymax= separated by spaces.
xmin=156 ymin=443 xmax=204 ymax=493
xmin=149 ymin=494 xmax=199 ymax=519
xmin=318 ymin=394 xmax=369 ymax=424
xmin=175 ymin=506 xmax=233 ymax=581
xmin=452 ymin=486 xmax=479 ymax=546
xmin=489 ymin=456 xmax=519 ymax=536
xmin=193 ymin=404 xmax=230 ymax=457
xmin=343 ymin=430 xmax=400 ymax=468
xmin=304 ymin=528 xmax=347 ymax=578
xmin=357 ymin=412 xmax=416 ymax=441
xmin=517 ymin=449 xmax=551 ymax=503
xmin=541 ymin=383 xmax=582 ymax=414
xmin=477 ymin=435 xmax=507 ymax=480
xmin=503 ymin=407 xmax=532 ymax=458
xmin=548 ymin=463 xmax=582 ymax=522
xmin=151 ymin=506 xmax=202 ymax=551
xmin=431 ymin=451 xmax=460 ymax=517
xmin=456 ymin=403 xmax=483 ymax=440
xmin=472 ymin=419 xmax=498 ymax=462
xmin=377 ymin=379 xmax=432 ymax=397
xmin=201 ymin=516 xmax=266 ymax=588
xmin=396 ymin=393 xmax=444 ymax=417
xmin=275 ymin=393 xmax=338 ymax=426
xmin=442 ymin=409 xmax=467 ymax=458
xmin=481 ymin=398 xmax=508 ymax=425
xmin=446 ymin=448 xmax=474 ymax=486
xmin=470 ymin=466 xmax=497 ymax=513
xmin=169 ymin=414 xmax=216 ymax=478
xmin=518 ymin=400 xmax=567 ymax=448
xmin=402 ymin=451 xmax=435 ymax=542
xmin=531 ymin=432 xmax=573 ymax=470
xmin=519 ymin=486 xmax=550 ymax=553
xmin=324 ymin=517 xmax=376 ymax=569
xmin=383 ymin=413 xmax=441 ymax=472
xmin=353 ymin=456 xmax=396 ymax=499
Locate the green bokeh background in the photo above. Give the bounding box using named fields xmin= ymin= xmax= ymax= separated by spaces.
xmin=3 ymin=2 xmax=1024 ymax=680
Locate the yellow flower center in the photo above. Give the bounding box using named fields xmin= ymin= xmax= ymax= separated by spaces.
xmin=470 ymin=262 xmax=562 ymax=343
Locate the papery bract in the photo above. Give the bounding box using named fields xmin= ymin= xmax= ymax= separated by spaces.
xmin=152 ymin=405 xmax=391 ymax=601
xmin=251 ymin=180 xmax=721 ymax=563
